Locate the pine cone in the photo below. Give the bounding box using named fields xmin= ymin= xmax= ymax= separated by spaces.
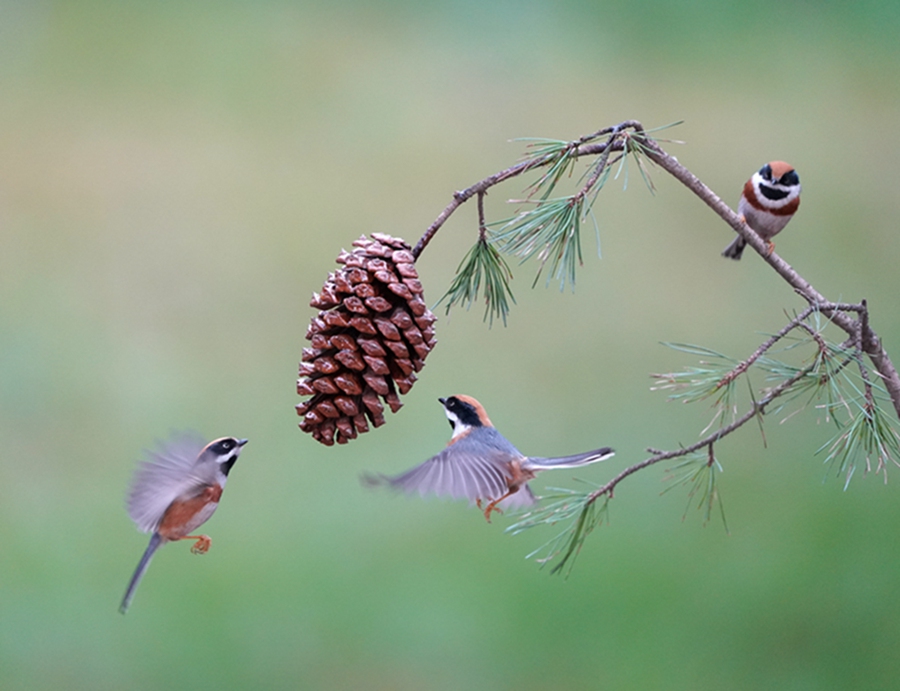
xmin=297 ymin=233 xmax=437 ymax=445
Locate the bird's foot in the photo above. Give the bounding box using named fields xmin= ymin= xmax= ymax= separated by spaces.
xmin=481 ymin=500 xmax=503 ymax=523
xmin=189 ymin=535 xmax=212 ymax=555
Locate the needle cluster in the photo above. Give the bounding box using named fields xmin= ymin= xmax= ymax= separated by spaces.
xmin=509 ymin=302 xmax=900 ymax=574
xmin=424 ymin=122 xmax=680 ymax=322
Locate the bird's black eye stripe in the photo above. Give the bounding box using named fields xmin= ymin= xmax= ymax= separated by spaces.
xmin=779 ymin=170 xmax=799 ymax=186
xmin=759 ymin=184 xmax=790 ymax=201
xmin=759 ymin=164 xmax=773 ymax=181
xmin=209 ymin=439 xmax=235 ymax=454
xmin=445 ymin=397 xmax=484 ymax=427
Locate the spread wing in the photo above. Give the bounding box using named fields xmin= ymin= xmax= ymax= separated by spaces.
xmin=125 ymin=432 xmax=211 ymax=533
xmin=367 ymin=437 xmax=520 ymax=505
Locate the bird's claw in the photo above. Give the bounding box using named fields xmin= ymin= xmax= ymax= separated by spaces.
xmin=190 ymin=535 xmax=212 ymax=555
xmin=481 ymin=502 xmax=503 ymax=523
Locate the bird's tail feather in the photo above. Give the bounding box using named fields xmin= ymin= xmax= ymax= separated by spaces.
xmin=527 ymin=447 xmax=614 ymax=470
xmin=119 ymin=532 xmax=163 ymax=614
xmin=722 ymin=236 xmax=746 ymax=260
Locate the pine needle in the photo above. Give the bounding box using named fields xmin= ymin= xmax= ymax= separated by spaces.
xmin=437 ymin=235 xmax=515 ymax=326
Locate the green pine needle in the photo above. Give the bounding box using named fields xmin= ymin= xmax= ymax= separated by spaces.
xmin=516 ymin=138 xmax=581 ymax=200
xmin=490 ymin=124 xmax=676 ymax=293
xmin=506 ymin=484 xmax=609 ymax=577
xmin=819 ymin=398 xmax=900 ymax=489
xmin=656 ymin=331 xmax=900 ymax=492
xmin=492 ymin=196 xmax=588 ymax=291
xmin=652 ymin=343 xmax=741 ymax=430
xmin=662 ymin=451 xmax=728 ymax=531
xmin=613 ymin=132 xmax=657 ymax=194
xmin=438 ymin=235 xmax=515 ymax=326
xmin=754 ymin=346 xmax=855 ymax=420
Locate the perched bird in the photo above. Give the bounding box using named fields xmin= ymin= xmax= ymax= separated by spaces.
xmin=119 ymin=434 xmax=247 ymax=614
xmin=365 ymin=395 xmax=614 ymax=521
xmin=722 ymin=161 xmax=801 ymax=260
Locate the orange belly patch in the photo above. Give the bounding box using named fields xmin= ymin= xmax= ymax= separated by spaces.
xmin=157 ymin=485 xmax=222 ymax=540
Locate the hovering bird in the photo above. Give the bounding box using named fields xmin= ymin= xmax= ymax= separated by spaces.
xmin=365 ymin=395 xmax=614 ymax=521
xmin=722 ymin=160 xmax=801 ymax=260
xmin=119 ymin=434 xmax=247 ymax=614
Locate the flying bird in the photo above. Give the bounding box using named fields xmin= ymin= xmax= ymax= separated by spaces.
xmin=365 ymin=395 xmax=614 ymax=521
xmin=119 ymin=434 xmax=247 ymax=614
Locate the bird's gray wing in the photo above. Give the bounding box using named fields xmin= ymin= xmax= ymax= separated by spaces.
xmin=525 ymin=447 xmax=614 ymax=470
xmin=126 ymin=432 xmax=210 ymax=533
xmin=370 ymin=440 xmax=515 ymax=505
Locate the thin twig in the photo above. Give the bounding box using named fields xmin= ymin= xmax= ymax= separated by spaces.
xmin=410 ymin=122 xmax=642 ymax=260
xmin=587 ymin=354 xmax=819 ymax=504
xmin=855 ymin=301 xmax=876 ymax=411
xmin=477 ymin=191 xmax=487 ymax=240
xmin=716 ymin=304 xmax=820 ymax=388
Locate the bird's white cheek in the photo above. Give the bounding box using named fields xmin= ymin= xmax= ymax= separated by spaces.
xmin=450 ymin=424 xmax=470 ymax=441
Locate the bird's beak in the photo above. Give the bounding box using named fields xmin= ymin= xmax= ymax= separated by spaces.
xmin=236 ymin=439 xmax=249 ymax=447
xmin=438 ymin=397 xmax=446 ymax=405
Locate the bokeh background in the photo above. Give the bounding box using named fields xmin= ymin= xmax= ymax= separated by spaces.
xmin=2 ymin=2 xmax=900 ymax=689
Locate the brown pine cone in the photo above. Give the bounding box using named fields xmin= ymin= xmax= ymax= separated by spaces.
xmin=297 ymin=233 xmax=437 ymax=445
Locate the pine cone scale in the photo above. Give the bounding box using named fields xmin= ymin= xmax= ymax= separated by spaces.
xmin=297 ymin=233 xmax=437 ymax=445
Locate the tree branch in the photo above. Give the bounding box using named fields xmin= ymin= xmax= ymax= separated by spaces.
xmin=405 ymin=119 xmax=900 ymax=573
xmin=411 ymin=123 xmax=638 ymax=260
xmin=637 ymin=136 xmax=900 ymax=419
xmin=593 ymin=306 xmax=856 ymax=502
xmin=412 ymin=120 xmax=900 ymax=420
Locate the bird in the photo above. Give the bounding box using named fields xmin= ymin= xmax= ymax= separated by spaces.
xmin=364 ymin=395 xmax=614 ymax=522
xmin=119 ymin=433 xmax=247 ymax=614
xmin=722 ymin=161 xmax=801 ymax=260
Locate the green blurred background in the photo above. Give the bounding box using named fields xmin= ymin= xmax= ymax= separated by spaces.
xmin=2 ymin=1 xmax=900 ymax=689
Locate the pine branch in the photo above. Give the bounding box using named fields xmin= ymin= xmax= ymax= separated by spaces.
xmin=412 ymin=121 xmax=668 ymax=301
xmin=410 ymin=121 xmax=899 ymax=412
xmin=398 ymin=120 xmax=900 ymax=573
xmin=511 ymin=302 xmax=900 ymax=574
